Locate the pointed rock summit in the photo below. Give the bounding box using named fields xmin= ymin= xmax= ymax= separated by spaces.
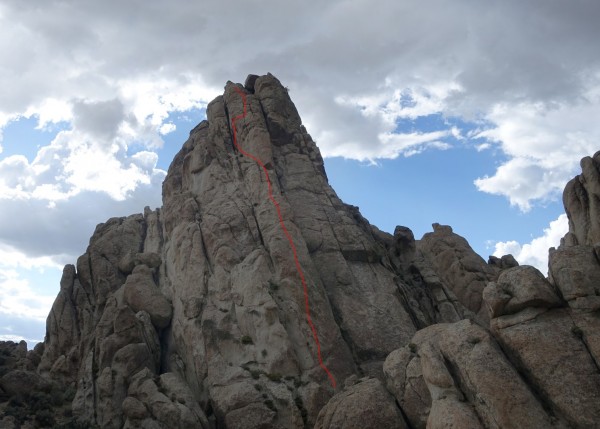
xmin=2 ymin=74 xmax=600 ymax=428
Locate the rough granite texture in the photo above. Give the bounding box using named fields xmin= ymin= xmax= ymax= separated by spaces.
xmin=2 ymin=74 xmax=600 ymax=428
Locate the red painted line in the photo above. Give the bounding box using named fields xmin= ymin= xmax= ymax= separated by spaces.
xmin=230 ymin=86 xmax=337 ymax=389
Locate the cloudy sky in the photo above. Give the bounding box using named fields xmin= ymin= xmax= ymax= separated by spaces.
xmin=1 ymin=0 xmax=598 ymax=344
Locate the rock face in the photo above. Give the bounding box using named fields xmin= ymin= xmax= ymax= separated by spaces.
xmin=563 ymin=151 xmax=600 ymax=246
xmin=314 ymin=378 xmax=408 ymax=429
xmin=6 ymin=74 xmax=600 ymax=428
xmin=384 ymin=319 xmax=561 ymax=429
xmin=418 ymin=223 xmax=500 ymax=323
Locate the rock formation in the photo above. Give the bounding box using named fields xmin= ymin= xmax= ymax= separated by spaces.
xmin=1 ymin=74 xmax=600 ymax=428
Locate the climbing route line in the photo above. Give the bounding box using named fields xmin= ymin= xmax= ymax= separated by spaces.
xmin=230 ymin=86 xmax=337 ymax=389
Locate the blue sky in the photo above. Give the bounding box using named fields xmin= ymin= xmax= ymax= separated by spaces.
xmin=325 ymin=153 xmax=565 ymax=260
xmin=1 ymin=0 xmax=598 ymax=345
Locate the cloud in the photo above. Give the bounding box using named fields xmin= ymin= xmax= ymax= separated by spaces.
xmin=0 ymin=171 xmax=164 ymax=265
xmin=0 ymin=125 xmax=166 ymax=199
xmin=1 ymin=1 xmax=598 ymax=166
xmin=474 ymin=100 xmax=600 ymax=210
xmin=378 ymin=132 xmax=450 ymax=159
xmin=0 ymin=268 xmax=56 ymax=321
xmin=0 ymin=317 xmax=47 ymax=345
xmin=0 ymin=264 xmax=56 ymax=348
xmin=0 ymin=1 xmax=597 ymax=231
xmin=316 ymin=84 xmax=459 ymax=161
xmin=0 ymin=128 xmax=165 ymax=269
xmin=0 ymin=244 xmax=62 ymax=271
xmin=72 ymin=98 xmax=125 ymax=139
xmin=493 ymin=214 xmax=569 ymax=274
xmin=159 ymin=123 xmax=176 ymax=135
xmin=474 ymin=157 xmax=567 ymax=212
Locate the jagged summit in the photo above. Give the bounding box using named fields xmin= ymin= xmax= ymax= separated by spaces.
xmin=1 ymin=74 xmax=600 ymax=428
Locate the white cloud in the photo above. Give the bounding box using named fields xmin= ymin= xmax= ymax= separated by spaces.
xmin=474 ymin=157 xmax=568 ymax=212
xmin=474 ymin=99 xmax=600 ymax=210
xmin=116 ymin=74 xmax=217 ymax=148
xmin=27 ymin=99 xmax=72 ymax=129
xmin=0 ymin=126 xmax=165 ymax=202
xmin=61 ymin=136 xmax=156 ymax=201
xmin=493 ymin=214 xmax=569 ymax=274
xmin=0 ymin=248 xmax=63 ymax=340
xmin=378 ymin=131 xmax=450 ymax=159
xmin=0 ymin=244 xmax=62 ymax=271
xmin=319 ymin=83 xmax=460 ymax=160
xmin=159 ymin=123 xmax=176 ymax=135
xmin=0 ymin=268 xmax=56 ymax=321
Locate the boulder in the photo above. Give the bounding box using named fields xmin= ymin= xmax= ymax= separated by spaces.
xmin=123 ymin=265 xmax=172 ymax=329
xmin=483 ymin=265 xmax=563 ymax=318
xmin=314 ymin=378 xmax=408 ymax=429
xmin=549 ymin=245 xmax=600 ymax=309
xmin=488 ymin=254 xmax=519 ymax=269
xmin=0 ymin=370 xmax=51 ymax=397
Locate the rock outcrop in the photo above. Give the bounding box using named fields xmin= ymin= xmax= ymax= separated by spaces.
xmin=418 ymin=223 xmax=500 ymax=323
xmin=2 ymin=74 xmax=600 ymax=428
xmin=563 ymin=151 xmax=600 ymax=246
xmin=20 ymin=74 xmax=470 ymax=429
xmin=384 ymin=319 xmax=562 ymax=429
xmin=378 ymin=157 xmax=600 ymax=429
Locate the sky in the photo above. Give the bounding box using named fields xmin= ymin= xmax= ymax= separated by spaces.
xmin=1 ymin=0 xmax=598 ymax=344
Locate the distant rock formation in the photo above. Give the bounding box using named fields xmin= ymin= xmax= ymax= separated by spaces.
xmin=1 ymin=74 xmax=599 ymax=428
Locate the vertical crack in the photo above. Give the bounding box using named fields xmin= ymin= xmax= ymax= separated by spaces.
xmin=393 ymin=277 xmax=425 ymax=330
xmin=223 ymin=98 xmax=235 ymax=153
xmin=579 ymin=333 xmax=600 ymax=373
xmin=394 ymin=399 xmax=416 ymax=429
xmin=192 ymin=197 xmax=214 ymax=276
xmin=441 ymin=354 xmax=488 ymax=428
xmin=156 ymin=208 xmax=165 ymax=249
xmin=568 ymin=314 xmax=600 ymax=374
xmin=139 ymin=217 xmax=148 ymax=253
xmin=91 ymin=344 xmax=98 ymax=422
xmin=488 ymin=328 xmax=567 ymax=424
xmin=249 ymin=205 xmax=266 ymax=247
xmin=87 ymin=255 xmax=96 ymax=303
xmin=197 ymin=224 xmax=214 ymax=276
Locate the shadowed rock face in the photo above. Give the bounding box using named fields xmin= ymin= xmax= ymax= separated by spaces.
xmin=3 ymin=74 xmax=599 ymax=428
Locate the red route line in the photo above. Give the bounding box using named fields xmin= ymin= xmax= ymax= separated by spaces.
xmin=230 ymin=86 xmax=337 ymax=389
